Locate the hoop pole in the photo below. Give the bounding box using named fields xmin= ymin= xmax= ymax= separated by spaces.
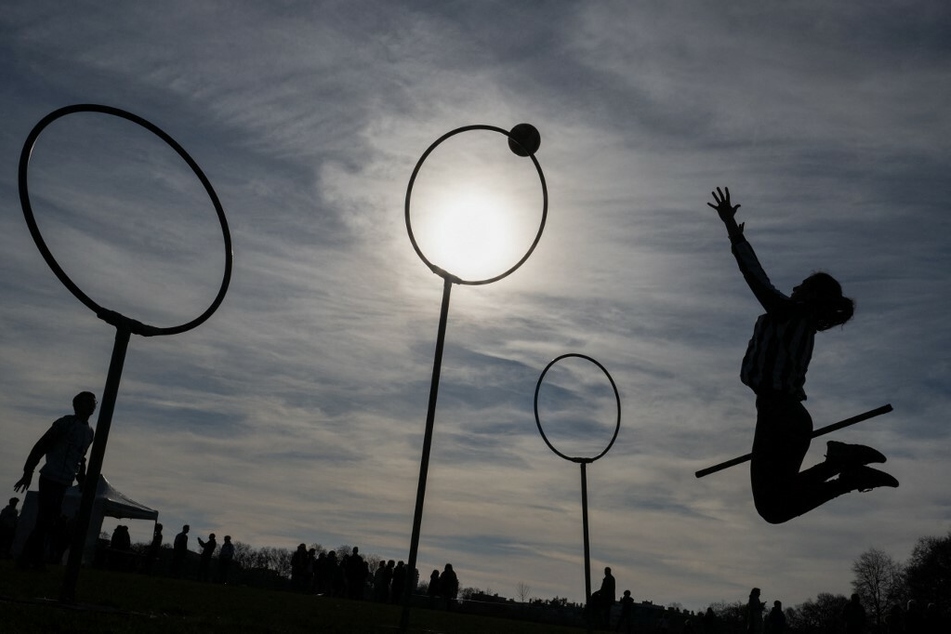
xmin=695 ymin=404 xmax=893 ymax=479
xmin=580 ymin=462 xmax=592 ymax=604
xmin=60 ymin=326 xmax=131 ymax=602
xmin=400 ymin=275 xmax=453 ymax=631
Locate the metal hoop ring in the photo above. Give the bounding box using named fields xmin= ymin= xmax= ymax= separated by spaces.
xmin=404 ymin=124 xmax=548 ymax=286
xmin=533 ymin=353 xmax=622 ymax=463
xmin=18 ymin=104 xmax=234 ymax=337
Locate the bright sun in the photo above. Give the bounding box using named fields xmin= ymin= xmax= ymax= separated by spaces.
xmin=421 ymin=187 xmax=517 ymax=281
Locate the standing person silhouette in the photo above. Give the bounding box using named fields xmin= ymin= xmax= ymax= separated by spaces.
xmin=709 ymin=187 xmax=897 ymax=523
xmin=14 ymin=391 xmax=96 ymax=569
xmin=196 ymin=532 xmax=216 ymax=581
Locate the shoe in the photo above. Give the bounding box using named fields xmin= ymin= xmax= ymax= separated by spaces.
xmin=837 ymin=465 xmax=899 ymax=493
xmin=826 ymin=441 xmax=886 ymax=468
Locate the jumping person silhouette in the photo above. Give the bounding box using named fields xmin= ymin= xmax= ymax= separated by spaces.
xmin=709 ymin=187 xmax=897 ymax=524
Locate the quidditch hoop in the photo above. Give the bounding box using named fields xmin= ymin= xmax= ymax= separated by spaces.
xmin=18 ymin=104 xmax=233 ymax=336
xmin=534 ymin=353 xmax=621 ymax=463
xmin=404 ymin=124 xmax=548 ymax=286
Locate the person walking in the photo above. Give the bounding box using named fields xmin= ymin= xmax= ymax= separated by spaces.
xmin=14 ymin=392 xmax=96 ymax=569
xmin=171 ymin=524 xmax=190 ymax=577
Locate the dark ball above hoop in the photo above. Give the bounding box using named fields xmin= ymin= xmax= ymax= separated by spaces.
xmin=508 ymin=123 xmax=541 ymax=157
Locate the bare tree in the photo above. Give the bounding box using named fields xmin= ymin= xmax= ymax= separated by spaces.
xmin=851 ymin=547 xmax=906 ymax=629
xmin=905 ymin=531 xmax=951 ymax=612
xmin=516 ymin=581 xmax=531 ymax=603
xmin=786 ymin=593 xmax=849 ymax=632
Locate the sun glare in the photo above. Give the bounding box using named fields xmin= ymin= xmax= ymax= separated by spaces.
xmin=423 ymin=187 xmax=517 ymax=280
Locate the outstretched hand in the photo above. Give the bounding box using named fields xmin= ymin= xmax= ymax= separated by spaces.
xmin=708 ymin=186 xmax=745 ymax=240
xmin=707 ymin=186 xmax=740 ymax=221
xmin=14 ymin=473 xmax=32 ymax=493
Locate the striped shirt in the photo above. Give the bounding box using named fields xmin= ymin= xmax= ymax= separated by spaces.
xmin=732 ymin=238 xmax=816 ymax=401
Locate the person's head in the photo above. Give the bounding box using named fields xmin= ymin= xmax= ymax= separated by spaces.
xmin=750 ymin=587 xmax=761 ymax=597
xmin=792 ymin=272 xmax=854 ymax=330
xmin=624 ymin=590 xmax=631 ymax=597
xmin=73 ymin=391 xmax=97 ymax=418
xmin=605 ymin=566 xmax=612 ymax=575
xmin=224 ymin=535 xmax=231 ymax=543
xmin=209 ymin=533 xmax=215 ymax=540
xmin=183 ymin=524 xmax=190 ymax=533
xmin=444 ymin=563 xmax=453 ymax=572
xmin=773 ymin=600 xmax=782 ymax=608
xmin=8 ymin=497 xmax=18 ymax=507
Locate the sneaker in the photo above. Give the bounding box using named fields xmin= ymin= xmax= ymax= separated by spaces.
xmin=826 ymin=440 xmax=886 ymax=468
xmin=838 ymin=465 xmax=899 ymax=493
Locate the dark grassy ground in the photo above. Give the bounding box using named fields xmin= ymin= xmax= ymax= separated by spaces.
xmin=0 ymin=561 xmax=585 ymax=633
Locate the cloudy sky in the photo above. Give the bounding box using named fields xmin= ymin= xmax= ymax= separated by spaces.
xmin=2 ymin=0 xmax=949 ymax=611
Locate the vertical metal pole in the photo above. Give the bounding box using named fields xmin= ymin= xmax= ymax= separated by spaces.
xmin=580 ymin=461 xmax=592 ymax=604
xmin=60 ymin=326 xmax=131 ymax=603
xmin=400 ymin=276 xmax=453 ymax=631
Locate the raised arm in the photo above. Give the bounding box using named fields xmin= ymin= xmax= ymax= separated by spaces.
xmin=708 ymin=187 xmax=791 ymax=314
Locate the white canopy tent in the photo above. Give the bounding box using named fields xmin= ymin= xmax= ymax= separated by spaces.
xmin=13 ymin=474 xmax=159 ymax=564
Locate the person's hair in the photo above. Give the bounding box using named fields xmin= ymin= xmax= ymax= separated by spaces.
xmin=804 ymin=272 xmax=854 ymax=331
xmin=73 ymin=391 xmax=97 ymax=413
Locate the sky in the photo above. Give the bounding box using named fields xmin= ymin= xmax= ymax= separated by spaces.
xmin=1 ymin=0 xmax=949 ymax=612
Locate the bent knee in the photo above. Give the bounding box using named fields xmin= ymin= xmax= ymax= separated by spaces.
xmin=753 ymin=494 xmax=794 ymax=525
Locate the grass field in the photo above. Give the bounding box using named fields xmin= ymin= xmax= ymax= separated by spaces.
xmin=0 ymin=561 xmax=586 ymax=633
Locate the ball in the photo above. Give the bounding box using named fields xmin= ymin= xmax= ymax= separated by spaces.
xmin=508 ymin=123 xmax=541 ymax=157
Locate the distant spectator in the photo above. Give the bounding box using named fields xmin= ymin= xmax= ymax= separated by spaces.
xmin=171 ymin=524 xmax=189 ymax=577
xmin=843 ymin=593 xmax=866 ymax=634
xmin=197 ymin=533 xmax=216 ymax=581
xmin=345 ymin=546 xmax=368 ymax=599
xmin=142 ymin=523 xmax=163 ymax=574
xmin=391 ymin=560 xmax=406 ymax=604
xmin=374 ymin=559 xmax=394 ymax=602
xmin=703 ymin=606 xmax=721 ymax=634
xmin=372 ymin=560 xmax=388 ymax=602
xmin=427 ymin=569 xmax=440 ymax=608
xmin=616 ymin=589 xmax=634 ymax=633
xmin=217 ymin=535 xmax=234 ymax=584
xmin=766 ymin=600 xmax=786 ymax=632
xmin=291 ymin=543 xmax=309 ymax=590
xmin=111 ymin=524 xmax=131 ymax=551
xmin=600 ymin=567 xmax=617 ymax=629
xmin=439 ymin=563 xmax=459 ymax=610
xmin=306 ymin=548 xmax=317 ymax=591
xmin=747 ymin=588 xmax=765 ymax=634
xmin=330 ymin=552 xmax=346 ymax=597
xmin=0 ymin=497 xmax=20 ymax=558
xmin=314 ymin=551 xmax=330 ymax=594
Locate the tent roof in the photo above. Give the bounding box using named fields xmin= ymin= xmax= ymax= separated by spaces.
xmin=65 ymin=474 xmax=159 ymax=521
